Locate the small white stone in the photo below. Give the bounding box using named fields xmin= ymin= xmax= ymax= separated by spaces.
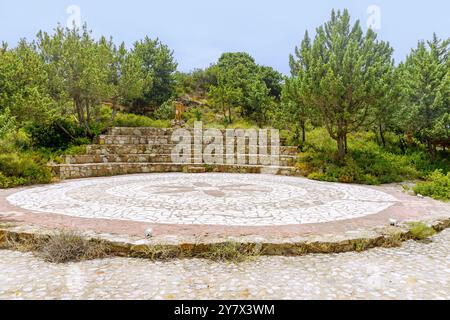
xmin=144 ymin=228 xmax=153 ymax=239
xmin=389 ymin=219 xmax=398 ymax=226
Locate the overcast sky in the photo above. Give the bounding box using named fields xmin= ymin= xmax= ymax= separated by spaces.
xmin=0 ymin=0 xmax=448 ymax=74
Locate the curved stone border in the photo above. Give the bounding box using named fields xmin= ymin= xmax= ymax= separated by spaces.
xmin=1 ymin=217 xmax=450 ymax=259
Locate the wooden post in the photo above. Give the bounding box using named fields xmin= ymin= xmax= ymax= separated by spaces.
xmin=175 ymin=102 xmax=185 ymax=122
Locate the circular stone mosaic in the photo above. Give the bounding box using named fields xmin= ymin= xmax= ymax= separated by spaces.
xmin=7 ymin=173 xmax=399 ymax=226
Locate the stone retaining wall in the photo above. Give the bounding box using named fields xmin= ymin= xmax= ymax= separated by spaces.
xmin=50 ymin=163 xmax=298 ymax=180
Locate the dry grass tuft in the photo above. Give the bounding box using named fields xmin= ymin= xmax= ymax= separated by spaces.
xmin=5 ymin=230 xmax=110 ymax=263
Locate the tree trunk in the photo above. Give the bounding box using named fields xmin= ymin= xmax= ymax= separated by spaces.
xmin=379 ymin=123 xmax=386 ymax=147
xmin=427 ymin=140 xmax=436 ymax=160
xmin=110 ymin=98 xmax=119 ymax=123
xmin=337 ymin=133 xmax=346 ymax=164
xmin=300 ymin=120 xmax=306 ymax=144
xmin=74 ymin=98 xmax=84 ymax=128
xmin=85 ymin=99 xmax=91 ymax=123
xmin=81 ymin=99 xmax=92 ymax=136
xmin=344 ymin=135 xmax=348 ymax=153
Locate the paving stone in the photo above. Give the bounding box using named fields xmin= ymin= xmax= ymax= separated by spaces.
xmin=0 ymin=229 xmax=448 ymax=300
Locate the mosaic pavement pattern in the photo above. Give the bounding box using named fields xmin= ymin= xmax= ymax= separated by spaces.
xmin=7 ymin=173 xmax=398 ymax=226
xmin=1 ymin=228 xmax=449 ymax=300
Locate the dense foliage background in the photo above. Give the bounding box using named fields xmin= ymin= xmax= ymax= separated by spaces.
xmin=0 ymin=9 xmax=448 ymax=199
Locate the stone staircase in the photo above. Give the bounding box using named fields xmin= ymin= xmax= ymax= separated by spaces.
xmin=49 ymin=127 xmax=299 ymax=180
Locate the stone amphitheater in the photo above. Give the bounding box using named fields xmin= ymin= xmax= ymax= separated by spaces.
xmin=2 ymin=126 xmax=450 ymax=257
xmin=49 ymin=127 xmax=299 ymax=180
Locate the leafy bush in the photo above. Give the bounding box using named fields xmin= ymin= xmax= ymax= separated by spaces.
xmin=0 ymin=173 xmax=27 ymax=188
xmin=0 ymin=129 xmax=32 ymax=153
xmin=25 ymin=118 xmax=86 ymax=150
xmin=154 ymin=99 xmax=175 ymax=120
xmin=407 ymin=151 xmax=450 ymax=177
xmin=413 ymin=170 xmax=450 ymax=201
xmin=63 ymin=145 xmax=87 ymax=156
xmin=0 ymin=152 xmax=52 ymax=188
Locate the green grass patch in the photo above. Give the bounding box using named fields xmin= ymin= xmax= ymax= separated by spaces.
xmin=407 ymin=222 xmax=436 ymax=240
xmin=198 ymin=242 xmax=261 ymax=262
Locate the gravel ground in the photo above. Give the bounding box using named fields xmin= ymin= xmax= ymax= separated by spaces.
xmin=0 ymin=229 xmax=449 ymax=300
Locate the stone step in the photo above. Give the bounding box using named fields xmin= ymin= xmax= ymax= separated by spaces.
xmin=108 ymin=127 xmax=174 ymax=136
xmin=62 ymin=154 xmax=297 ymax=166
xmin=49 ymin=163 xmax=297 ymax=180
xmin=86 ymin=144 xmax=299 ymax=156
xmin=98 ymin=135 xmax=171 ymax=145
xmin=108 ymin=127 xmax=286 ymax=137
xmin=187 ymin=166 xmax=206 ymax=173
xmin=86 ymin=144 xmax=166 ymax=155
xmin=98 ymin=135 xmax=286 ymax=146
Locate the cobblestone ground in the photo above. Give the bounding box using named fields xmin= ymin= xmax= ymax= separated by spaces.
xmin=1 ymin=229 xmax=449 ymax=300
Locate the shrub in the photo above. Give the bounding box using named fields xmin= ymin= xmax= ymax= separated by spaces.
xmin=25 ymin=118 xmax=86 ymax=150
xmin=0 ymin=129 xmax=32 ymax=153
xmin=296 ymin=128 xmax=420 ymax=185
xmin=413 ymin=170 xmax=450 ymax=201
xmin=0 ymin=173 xmax=27 ymax=188
xmin=154 ymin=99 xmax=175 ymax=120
xmin=63 ymin=145 xmax=87 ymax=156
xmin=0 ymin=152 xmax=52 ymax=188
xmin=193 ymin=108 xmax=202 ymax=121
xmin=407 ymin=151 xmax=450 ymax=177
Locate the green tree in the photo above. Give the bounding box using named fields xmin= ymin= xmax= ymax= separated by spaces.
xmin=36 ymin=25 xmax=111 ymax=133
xmin=371 ymin=67 xmax=400 ymax=147
xmin=131 ymin=36 xmax=177 ymax=113
xmin=0 ymin=40 xmax=52 ymax=123
xmin=283 ymin=30 xmax=315 ymax=146
xmin=258 ymin=65 xmax=283 ymax=100
xmin=245 ymin=77 xmax=271 ymax=127
xmin=294 ymin=9 xmax=394 ymax=162
xmin=398 ymin=34 xmax=449 ymax=157
xmin=208 ymin=52 xmax=273 ymax=124
xmin=175 ymin=68 xmax=217 ymax=98
xmin=99 ymin=38 xmax=146 ymax=120
xmin=281 ymin=77 xmax=310 ymax=146
xmin=208 ymin=65 xmax=242 ymax=124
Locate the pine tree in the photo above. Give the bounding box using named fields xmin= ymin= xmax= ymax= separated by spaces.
xmin=398 ymin=34 xmax=449 ymax=157
xmin=291 ymin=9 xmax=394 ymax=162
xmin=284 ymin=30 xmax=314 ymax=146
